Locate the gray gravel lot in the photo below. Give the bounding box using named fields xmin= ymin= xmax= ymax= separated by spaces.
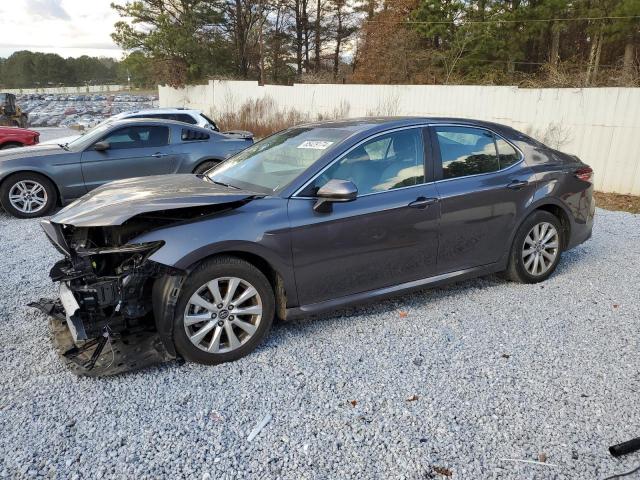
xmin=0 ymin=207 xmax=639 ymax=480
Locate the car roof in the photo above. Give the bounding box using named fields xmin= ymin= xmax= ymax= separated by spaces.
xmin=107 ymin=118 xmax=208 ymax=129
xmin=297 ymin=116 xmax=517 ymax=134
xmin=121 ymin=108 xmax=201 ymax=116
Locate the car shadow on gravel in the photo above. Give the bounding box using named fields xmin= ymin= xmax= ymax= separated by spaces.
xmin=272 ymin=244 xmax=590 ymax=341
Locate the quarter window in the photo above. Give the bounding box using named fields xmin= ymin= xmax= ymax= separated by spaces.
xmin=306 ymin=128 xmax=425 ymax=196
xmin=435 ymin=126 xmax=499 ymax=179
xmin=99 ymin=126 xmax=169 ymax=150
xmin=496 ymin=137 xmax=520 ymax=168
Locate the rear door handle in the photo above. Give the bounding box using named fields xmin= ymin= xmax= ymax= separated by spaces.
xmin=151 ymin=152 xmax=169 ymax=158
xmin=506 ymin=179 xmax=528 ymax=190
xmin=408 ymin=197 xmax=439 ymax=209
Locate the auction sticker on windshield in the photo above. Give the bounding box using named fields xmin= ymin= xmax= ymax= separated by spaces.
xmin=297 ymin=140 xmax=334 ymax=150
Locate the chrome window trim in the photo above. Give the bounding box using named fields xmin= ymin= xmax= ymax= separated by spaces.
xmin=292 ymin=124 xmax=430 ymax=199
xmin=431 ymin=123 xmax=525 ymax=183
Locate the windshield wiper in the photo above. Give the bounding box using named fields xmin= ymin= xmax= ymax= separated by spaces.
xmin=209 ymin=179 xmax=240 ymax=190
xmin=58 ymin=143 xmax=70 ymax=151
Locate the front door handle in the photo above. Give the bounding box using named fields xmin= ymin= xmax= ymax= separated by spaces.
xmin=151 ymin=152 xmax=169 ymax=158
xmin=408 ymin=197 xmax=439 ymax=209
xmin=506 ymin=179 xmax=528 ymax=190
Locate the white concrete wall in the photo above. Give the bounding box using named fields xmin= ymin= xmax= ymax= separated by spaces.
xmin=6 ymin=85 xmax=126 ymax=94
xmin=160 ymin=80 xmax=640 ymax=195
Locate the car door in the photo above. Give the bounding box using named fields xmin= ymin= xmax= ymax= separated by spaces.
xmin=288 ymin=127 xmax=441 ymax=306
xmin=80 ymin=124 xmax=177 ymax=190
xmin=430 ymin=125 xmax=537 ymax=274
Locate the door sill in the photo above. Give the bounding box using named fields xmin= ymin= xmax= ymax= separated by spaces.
xmin=285 ymin=263 xmax=502 ymax=319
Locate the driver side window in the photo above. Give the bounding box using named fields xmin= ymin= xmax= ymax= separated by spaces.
xmin=305 ymin=128 xmax=425 ymax=196
xmin=98 ymin=126 xmax=169 ymax=150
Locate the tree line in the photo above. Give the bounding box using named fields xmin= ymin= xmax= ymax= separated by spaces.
xmin=1 ymin=1 xmax=638 ymax=89
xmin=0 ymin=51 xmax=118 ymax=88
xmin=111 ymin=0 xmax=638 ymax=87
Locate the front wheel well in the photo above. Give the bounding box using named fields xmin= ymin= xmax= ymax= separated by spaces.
xmin=0 ymin=142 xmax=24 ymax=149
xmin=534 ymin=204 xmax=571 ymax=249
xmin=0 ymin=170 xmax=62 ymax=206
xmin=189 ymin=251 xmax=287 ymax=320
xmin=192 ymin=158 xmax=222 ymax=174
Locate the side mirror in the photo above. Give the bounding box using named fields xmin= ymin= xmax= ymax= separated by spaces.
xmin=313 ymin=179 xmax=358 ymax=213
xmin=93 ymin=141 xmax=110 ymax=152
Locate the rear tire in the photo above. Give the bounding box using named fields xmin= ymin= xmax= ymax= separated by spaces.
xmin=193 ymin=160 xmax=219 ymax=175
xmin=0 ymin=172 xmax=57 ymax=218
xmin=172 ymin=256 xmax=275 ymax=365
xmin=503 ymin=210 xmax=563 ymax=283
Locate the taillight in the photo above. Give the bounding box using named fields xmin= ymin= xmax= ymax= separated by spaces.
xmin=575 ymin=167 xmax=593 ymax=183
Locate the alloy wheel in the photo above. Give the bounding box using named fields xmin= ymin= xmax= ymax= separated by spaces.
xmin=8 ymin=180 xmax=48 ymax=214
xmin=522 ymin=222 xmax=559 ymax=276
xmin=183 ymin=277 xmax=263 ymax=354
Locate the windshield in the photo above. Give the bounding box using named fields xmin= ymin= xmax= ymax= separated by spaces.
xmin=207 ymin=127 xmax=353 ymax=194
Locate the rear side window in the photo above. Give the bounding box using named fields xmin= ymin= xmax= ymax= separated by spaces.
xmin=435 ymin=126 xmax=499 ymax=179
xmin=182 ymin=128 xmax=210 ymax=141
xmin=100 ymin=126 xmax=169 ymax=150
xmin=172 ymin=114 xmax=197 ymax=124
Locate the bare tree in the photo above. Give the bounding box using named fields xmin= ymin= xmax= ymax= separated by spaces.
xmin=329 ymin=0 xmax=357 ymax=79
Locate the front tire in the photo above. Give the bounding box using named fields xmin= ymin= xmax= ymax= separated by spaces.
xmin=193 ymin=160 xmax=219 ymax=175
xmin=0 ymin=142 xmax=23 ymax=150
xmin=0 ymin=172 xmax=57 ymax=218
xmin=173 ymin=256 xmax=275 ymax=365
xmin=503 ymin=210 xmax=563 ymax=283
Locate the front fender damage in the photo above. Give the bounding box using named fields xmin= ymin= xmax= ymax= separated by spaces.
xmin=31 ymin=220 xmax=187 ymax=376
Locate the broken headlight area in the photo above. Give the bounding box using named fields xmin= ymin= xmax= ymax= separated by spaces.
xmin=32 ymin=224 xmax=181 ymax=376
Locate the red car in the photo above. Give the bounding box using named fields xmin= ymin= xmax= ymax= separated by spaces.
xmin=0 ymin=126 xmax=39 ymax=149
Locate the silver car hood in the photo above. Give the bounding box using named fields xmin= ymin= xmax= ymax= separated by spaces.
xmin=51 ymin=174 xmax=260 ymax=227
xmin=0 ymin=143 xmax=66 ymax=161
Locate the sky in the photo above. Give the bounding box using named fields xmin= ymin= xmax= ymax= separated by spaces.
xmin=0 ymin=0 xmax=125 ymax=59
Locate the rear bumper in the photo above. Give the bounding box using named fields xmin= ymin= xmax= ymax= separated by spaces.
xmin=566 ymin=189 xmax=596 ymax=250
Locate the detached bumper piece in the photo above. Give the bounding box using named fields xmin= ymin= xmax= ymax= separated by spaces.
xmin=31 ymin=297 xmax=172 ymax=377
xmin=30 ymin=232 xmax=177 ymax=376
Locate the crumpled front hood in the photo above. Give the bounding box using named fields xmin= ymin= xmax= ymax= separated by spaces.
xmin=52 ymin=174 xmax=260 ymax=227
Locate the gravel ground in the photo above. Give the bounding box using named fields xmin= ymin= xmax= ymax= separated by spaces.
xmin=0 ymin=208 xmax=639 ymax=480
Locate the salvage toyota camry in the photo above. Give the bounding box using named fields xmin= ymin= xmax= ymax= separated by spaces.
xmin=33 ymin=117 xmax=595 ymax=375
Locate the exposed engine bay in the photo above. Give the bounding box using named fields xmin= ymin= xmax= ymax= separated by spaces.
xmin=30 ymin=207 xmax=238 ymax=376
xmin=29 ymin=175 xmax=262 ymax=376
xmin=31 ymin=219 xmax=174 ymax=375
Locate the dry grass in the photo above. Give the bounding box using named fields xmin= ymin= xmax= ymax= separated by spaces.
xmin=595 ymin=192 xmax=640 ymax=214
xmin=217 ymin=97 xmax=310 ymax=138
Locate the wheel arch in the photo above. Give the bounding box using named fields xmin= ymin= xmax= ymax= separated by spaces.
xmin=0 ymin=141 xmax=25 ymax=149
xmin=151 ymin=248 xmax=291 ymax=357
xmin=0 ymin=169 xmax=63 ymax=206
xmin=192 ymin=157 xmax=223 ymax=173
xmin=533 ymin=202 xmax=571 ymax=249
xmin=500 ymin=198 xmax=573 ymax=268
xmin=185 ymin=250 xmax=289 ymax=321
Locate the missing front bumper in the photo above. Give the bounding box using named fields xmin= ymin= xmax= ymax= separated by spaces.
xmin=30 ymin=298 xmax=173 ymax=376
